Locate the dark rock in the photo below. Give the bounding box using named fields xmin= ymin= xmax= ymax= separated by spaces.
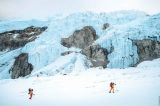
xmin=102 ymin=23 xmax=110 ymax=30
xmin=10 ymin=53 xmax=33 ymax=79
xmin=61 ymin=51 xmax=73 ymax=56
xmin=61 ymin=26 xmax=110 ymax=68
xmin=61 ymin=51 xmax=79 ymax=56
xmin=61 ymin=26 xmax=98 ymax=49
xmin=147 ymin=36 xmax=157 ymax=41
xmin=82 ymin=45 xmax=109 ymax=68
xmin=0 ymin=26 xmax=47 ymax=51
xmin=133 ymin=39 xmax=160 ymax=64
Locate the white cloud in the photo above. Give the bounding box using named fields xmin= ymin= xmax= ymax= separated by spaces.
xmin=0 ymin=0 xmax=160 ymax=19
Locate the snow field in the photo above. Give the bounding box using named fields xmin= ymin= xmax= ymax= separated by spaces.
xmin=0 ymin=67 xmax=160 ymax=106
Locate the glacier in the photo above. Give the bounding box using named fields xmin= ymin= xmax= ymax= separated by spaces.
xmin=0 ymin=10 xmax=160 ymax=79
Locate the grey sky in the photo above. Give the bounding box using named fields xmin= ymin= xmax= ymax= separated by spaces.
xmin=0 ymin=0 xmax=160 ymax=19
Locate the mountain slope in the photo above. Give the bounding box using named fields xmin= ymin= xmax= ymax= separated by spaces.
xmin=0 ymin=10 xmax=160 ymax=79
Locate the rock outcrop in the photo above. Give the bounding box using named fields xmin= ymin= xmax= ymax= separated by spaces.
xmin=82 ymin=45 xmax=109 ymax=68
xmin=133 ymin=39 xmax=160 ymax=64
xmin=102 ymin=23 xmax=110 ymax=30
xmin=0 ymin=26 xmax=47 ymax=51
xmin=61 ymin=26 xmax=98 ymax=49
xmin=61 ymin=26 xmax=109 ymax=68
xmin=10 ymin=53 xmax=33 ymax=79
xmin=61 ymin=51 xmax=79 ymax=56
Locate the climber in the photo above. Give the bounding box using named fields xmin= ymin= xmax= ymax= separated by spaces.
xmin=109 ymin=82 xmax=116 ymax=93
xmin=28 ymin=88 xmax=34 ymax=99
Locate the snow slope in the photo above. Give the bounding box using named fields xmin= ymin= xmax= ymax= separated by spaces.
xmin=0 ymin=60 xmax=160 ymax=106
xmin=0 ymin=10 xmax=160 ymax=79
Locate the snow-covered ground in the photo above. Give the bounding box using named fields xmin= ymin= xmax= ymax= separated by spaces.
xmin=0 ymin=60 xmax=160 ymax=106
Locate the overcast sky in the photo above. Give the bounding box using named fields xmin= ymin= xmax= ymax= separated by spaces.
xmin=0 ymin=0 xmax=160 ymax=19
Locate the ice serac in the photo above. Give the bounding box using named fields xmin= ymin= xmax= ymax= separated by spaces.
xmin=1 ymin=11 xmax=160 ymax=79
xmin=61 ymin=26 xmax=98 ymax=49
xmin=10 ymin=53 xmax=33 ymax=79
xmin=82 ymin=45 xmax=109 ymax=68
xmin=133 ymin=39 xmax=160 ymax=65
xmin=0 ymin=26 xmax=47 ymax=51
